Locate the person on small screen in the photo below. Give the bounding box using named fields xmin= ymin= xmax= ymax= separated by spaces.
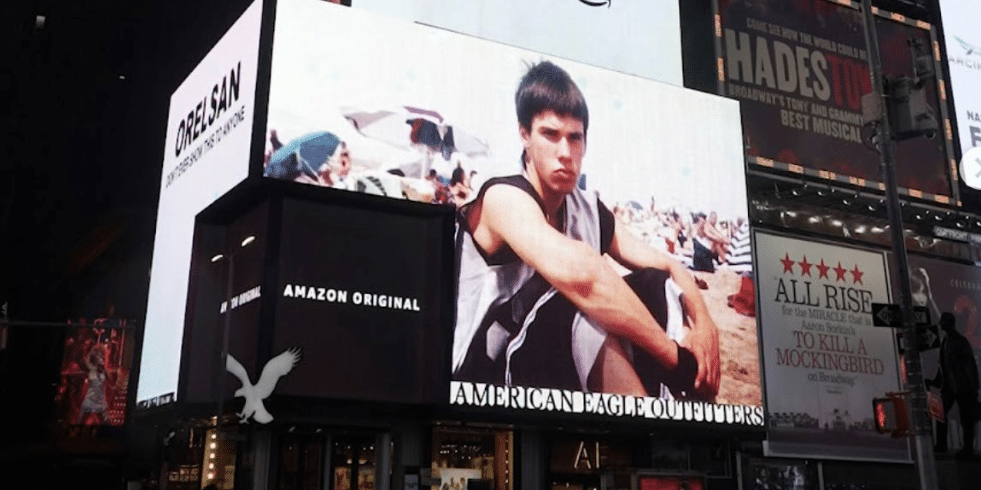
xmin=78 ymin=344 xmax=110 ymax=424
xmin=452 ymin=61 xmax=720 ymax=400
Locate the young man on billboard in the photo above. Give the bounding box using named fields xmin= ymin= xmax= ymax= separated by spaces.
xmin=452 ymin=61 xmax=720 ymax=400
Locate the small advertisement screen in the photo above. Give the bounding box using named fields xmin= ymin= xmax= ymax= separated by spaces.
xmin=904 ymin=254 xmax=981 ymax=456
xmin=739 ymin=457 xmax=819 ymax=490
xmin=55 ymin=321 xmax=134 ymax=427
xmin=939 ymin=0 xmax=981 ymax=211
xmin=638 ymin=475 xmax=705 ymax=490
xmin=267 ymin=0 xmax=762 ymax=426
xmin=269 ymin=199 xmax=448 ymax=405
xmin=137 ymin=0 xmax=263 ymax=408
xmin=717 ymin=0 xmax=951 ymax=203
xmin=754 ymin=231 xmax=908 ymax=462
xmin=349 ymin=0 xmax=683 ymax=86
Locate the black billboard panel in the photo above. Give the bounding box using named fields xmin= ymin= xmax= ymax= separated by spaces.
xmin=180 ymin=202 xmax=269 ymax=405
xmin=271 ymin=198 xmax=448 ymax=405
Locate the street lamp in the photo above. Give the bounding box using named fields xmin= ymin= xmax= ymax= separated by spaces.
xmin=211 ymin=234 xmax=256 ymax=434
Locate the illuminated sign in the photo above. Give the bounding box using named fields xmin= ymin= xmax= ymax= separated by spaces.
xmin=137 ymin=0 xmax=262 ymax=407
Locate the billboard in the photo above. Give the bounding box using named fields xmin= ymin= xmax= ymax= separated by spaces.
xmin=739 ymin=457 xmax=819 ymax=490
xmin=638 ymin=475 xmax=705 ymax=490
xmin=716 ymin=0 xmax=952 ymax=204
xmin=754 ymin=231 xmax=908 ymax=461
xmin=939 ymin=0 xmax=981 ymax=209
xmin=350 ymin=0 xmax=683 ymax=86
xmin=266 ymin=0 xmax=762 ymax=426
xmin=179 ymin=203 xmax=268 ymax=406
xmin=268 ymin=199 xmax=448 ymax=405
xmin=137 ymin=0 xmax=263 ymax=408
xmin=54 ymin=320 xmax=134 ymax=427
xmin=904 ymin=254 xmax=981 ymax=456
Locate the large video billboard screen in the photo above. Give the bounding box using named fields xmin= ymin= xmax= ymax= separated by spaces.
xmin=267 ymin=0 xmax=762 ymax=426
xmin=137 ymin=0 xmax=262 ymax=409
xmin=351 ymin=0 xmax=683 ymax=87
xmin=717 ymin=0 xmax=952 ymax=204
xmin=754 ymin=231 xmax=908 ymax=461
xmin=939 ymin=0 xmax=981 ymax=210
xmin=904 ymin=254 xmax=981 ymax=456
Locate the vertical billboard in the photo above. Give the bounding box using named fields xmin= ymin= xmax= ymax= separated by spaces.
xmin=754 ymin=231 xmax=907 ymax=461
xmin=54 ymin=320 xmax=134 ymax=426
xmin=939 ymin=0 xmax=981 ymax=210
xmin=179 ymin=203 xmax=267 ymax=405
xmin=349 ymin=0 xmax=683 ymax=86
xmin=904 ymin=254 xmax=981 ymax=456
xmin=716 ymin=0 xmax=952 ymax=204
xmin=267 ymin=0 xmax=763 ymax=427
xmin=137 ymin=0 xmax=263 ymax=408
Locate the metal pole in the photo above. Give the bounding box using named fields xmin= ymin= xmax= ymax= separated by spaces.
xmin=859 ymin=1 xmax=938 ymax=488
xmin=216 ymin=253 xmax=235 ymax=435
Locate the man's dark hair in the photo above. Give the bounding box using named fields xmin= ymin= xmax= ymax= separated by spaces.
xmin=516 ymin=61 xmax=589 ymax=164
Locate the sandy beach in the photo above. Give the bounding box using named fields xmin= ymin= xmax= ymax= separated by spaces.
xmin=692 ymin=267 xmax=763 ymax=407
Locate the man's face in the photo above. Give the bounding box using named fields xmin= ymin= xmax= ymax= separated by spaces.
xmin=521 ymin=110 xmax=585 ymax=197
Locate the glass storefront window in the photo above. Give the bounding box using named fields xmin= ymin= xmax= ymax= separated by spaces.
xmin=332 ymin=434 xmax=379 ymax=490
xmin=431 ymin=427 xmax=513 ymax=490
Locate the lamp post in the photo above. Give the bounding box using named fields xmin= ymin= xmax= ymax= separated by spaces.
xmin=858 ymin=1 xmax=939 ymax=488
xmin=210 ymin=234 xmax=256 ymax=438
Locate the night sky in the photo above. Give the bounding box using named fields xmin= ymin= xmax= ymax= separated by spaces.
xmin=0 ymin=1 xmax=256 ymax=451
xmin=2 ymin=0 xmax=256 ymax=322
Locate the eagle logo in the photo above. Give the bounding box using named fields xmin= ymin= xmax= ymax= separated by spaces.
xmin=955 ymin=36 xmax=980 ymax=56
xmin=226 ymin=348 xmax=300 ymax=424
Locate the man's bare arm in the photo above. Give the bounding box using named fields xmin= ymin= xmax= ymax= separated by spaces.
xmin=607 ymin=225 xmax=721 ymax=398
xmin=476 ymin=185 xmax=680 ymax=371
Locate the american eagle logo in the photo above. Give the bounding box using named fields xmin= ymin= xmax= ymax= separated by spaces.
xmin=226 ymin=348 xmax=300 ymax=424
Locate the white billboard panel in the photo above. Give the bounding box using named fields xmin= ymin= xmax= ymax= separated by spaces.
xmin=136 ymin=0 xmax=263 ymax=408
xmin=939 ymin=0 xmax=981 ymax=186
xmin=755 ymin=232 xmax=908 ymax=461
xmin=352 ymin=0 xmax=683 ymax=86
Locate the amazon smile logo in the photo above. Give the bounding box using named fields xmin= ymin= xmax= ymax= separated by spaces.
xmin=579 ymin=0 xmax=612 ymax=7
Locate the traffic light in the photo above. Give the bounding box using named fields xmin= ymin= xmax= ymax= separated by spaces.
xmin=873 ymin=392 xmax=911 ymax=437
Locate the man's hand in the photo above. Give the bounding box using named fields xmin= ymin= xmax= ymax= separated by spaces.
xmin=681 ymin=315 xmax=721 ymax=399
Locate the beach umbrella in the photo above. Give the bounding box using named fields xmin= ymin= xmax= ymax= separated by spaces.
xmin=342 ymin=106 xmax=489 ymax=158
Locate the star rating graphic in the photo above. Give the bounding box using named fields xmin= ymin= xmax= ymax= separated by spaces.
xmin=781 ymin=253 xmax=795 ymax=273
xmin=799 ymin=256 xmax=812 ymax=276
xmin=777 ymin=254 xmax=863 ymax=283
xmin=850 ymin=264 xmax=864 ymax=284
xmin=816 ymin=259 xmax=830 ymax=279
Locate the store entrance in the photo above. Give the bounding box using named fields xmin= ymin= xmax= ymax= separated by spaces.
xmin=330 ymin=434 xmax=377 ymax=490
xmin=277 ymin=432 xmax=327 ymax=490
